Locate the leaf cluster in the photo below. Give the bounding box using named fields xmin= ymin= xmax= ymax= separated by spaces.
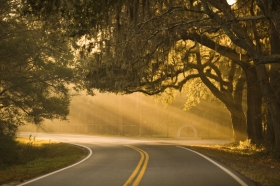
xmin=0 ymin=2 xmax=75 ymax=138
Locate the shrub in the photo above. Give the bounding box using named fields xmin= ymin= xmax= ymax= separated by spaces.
xmin=0 ymin=135 xmax=19 ymax=167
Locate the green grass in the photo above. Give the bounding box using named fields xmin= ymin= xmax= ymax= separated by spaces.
xmin=0 ymin=138 xmax=88 ymax=185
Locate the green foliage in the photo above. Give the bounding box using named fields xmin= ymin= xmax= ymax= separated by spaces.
xmin=0 ymin=138 xmax=87 ymax=184
xmin=0 ymin=135 xmax=19 ymax=167
xmin=182 ymin=78 xmax=210 ymax=110
xmin=0 ymin=1 xmax=75 ymax=139
xmin=19 ymin=0 xmax=280 ymax=151
xmin=20 ymin=0 xmax=254 ymax=97
xmin=21 ymin=0 xmax=120 ymax=37
xmin=153 ymin=88 xmax=177 ymax=108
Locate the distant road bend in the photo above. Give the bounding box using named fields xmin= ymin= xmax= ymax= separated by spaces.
xmin=18 ymin=133 xmax=256 ymax=186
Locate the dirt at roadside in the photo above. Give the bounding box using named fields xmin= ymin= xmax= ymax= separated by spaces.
xmin=188 ymin=146 xmax=280 ymax=186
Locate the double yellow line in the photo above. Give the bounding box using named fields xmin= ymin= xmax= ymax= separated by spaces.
xmin=123 ymin=145 xmax=149 ymax=186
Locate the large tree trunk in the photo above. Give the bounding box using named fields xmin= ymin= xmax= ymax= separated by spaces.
xmin=245 ymin=68 xmax=263 ymax=144
xmin=265 ymin=18 xmax=280 ymax=151
xmin=228 ymin=73 xmax=247 ymax=141
xmin=195 ymin=44 xmax=247 ymax=141
xmin=266 ymin=110 xmax=275 ymax=149
xmin=226 ymin=105 xmax=247 ymax=141
xmin=254 ymin=63 xmax=280 ymax=153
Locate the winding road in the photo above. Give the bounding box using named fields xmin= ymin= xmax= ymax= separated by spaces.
xmin=17 ymin=133 xmax=256 ymax=186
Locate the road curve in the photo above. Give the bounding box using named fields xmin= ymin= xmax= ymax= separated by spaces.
xmin=17 ymin=133 xmax=256 ymax=186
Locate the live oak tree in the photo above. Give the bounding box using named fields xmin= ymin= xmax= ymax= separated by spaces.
xmin=198 ymin=0 xmax=280 ymax=151
xmin=22 ymin=0 xmax=280 ymax=152
xmin=150 ymin=40 xmax=249 ymax=141
xmin=75 ymin=0 xmax=265 ymax=143
xmin=192 ymin=45 xmax=249 ymax=142
xmin=0 ymin=0 xmax=75 ymax=141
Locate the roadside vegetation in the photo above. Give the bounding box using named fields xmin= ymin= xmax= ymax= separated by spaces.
xmin=0 ymin=137 xmax=88 ymax=185
xmin=189 ymin=140 xmax=280 ymax=186
xmin=1 ymin=1 xmax=280 ymax=185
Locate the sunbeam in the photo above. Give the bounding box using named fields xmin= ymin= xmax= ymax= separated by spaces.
xmin=19 ymin=92 xmax=233 ymax=139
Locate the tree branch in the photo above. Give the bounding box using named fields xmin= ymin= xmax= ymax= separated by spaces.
xmin=200 ymin=0 xmax=259 ymax=59
xmin=181 ymin=32 xmax=251 ymax=66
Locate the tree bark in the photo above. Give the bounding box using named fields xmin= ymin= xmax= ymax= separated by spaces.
xmin=245 ymin=68 xmax=263 ymax=144
xmin=270 ymin=19 xmax=280 ymax=103
xmin=265 ymin=18 xmax=280 ymax=151
xmin=266 ymin=110 xmax=275 ymax=149
xmin=226 ymin=105 xmax=247 ymax=141
xmin=229 ymin=72 xmax=247 ymax=141
xmin=254 ymin=63 xmax=280 ymax=153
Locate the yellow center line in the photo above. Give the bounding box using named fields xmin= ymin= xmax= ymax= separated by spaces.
xmin=123 ymin=145 xmax=149 ymax=186
xmin=132 ymin=148 xmax=149 ymax=186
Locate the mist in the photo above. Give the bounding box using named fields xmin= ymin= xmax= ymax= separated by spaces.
xmin=19 ymin=92 xmax=233 ymax=139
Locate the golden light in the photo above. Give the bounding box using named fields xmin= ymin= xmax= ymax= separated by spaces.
xmin=226 ymin=0 xmax=237 ymax=5
xmin=19 ymin=91 xmax=233 ymax=141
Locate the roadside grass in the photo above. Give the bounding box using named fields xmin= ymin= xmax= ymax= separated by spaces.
xmin=0 ymin=137 xmax=88 ymax=185
xmin=188 ymin=140 xmax=280 ymax=186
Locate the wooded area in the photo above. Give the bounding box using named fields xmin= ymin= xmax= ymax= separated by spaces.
xmin=1 ymin=0 xmax=280 ymax=154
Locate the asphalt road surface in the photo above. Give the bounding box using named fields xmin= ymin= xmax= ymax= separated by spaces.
xmin=17 ymin=133 xmax=256 ymax=186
